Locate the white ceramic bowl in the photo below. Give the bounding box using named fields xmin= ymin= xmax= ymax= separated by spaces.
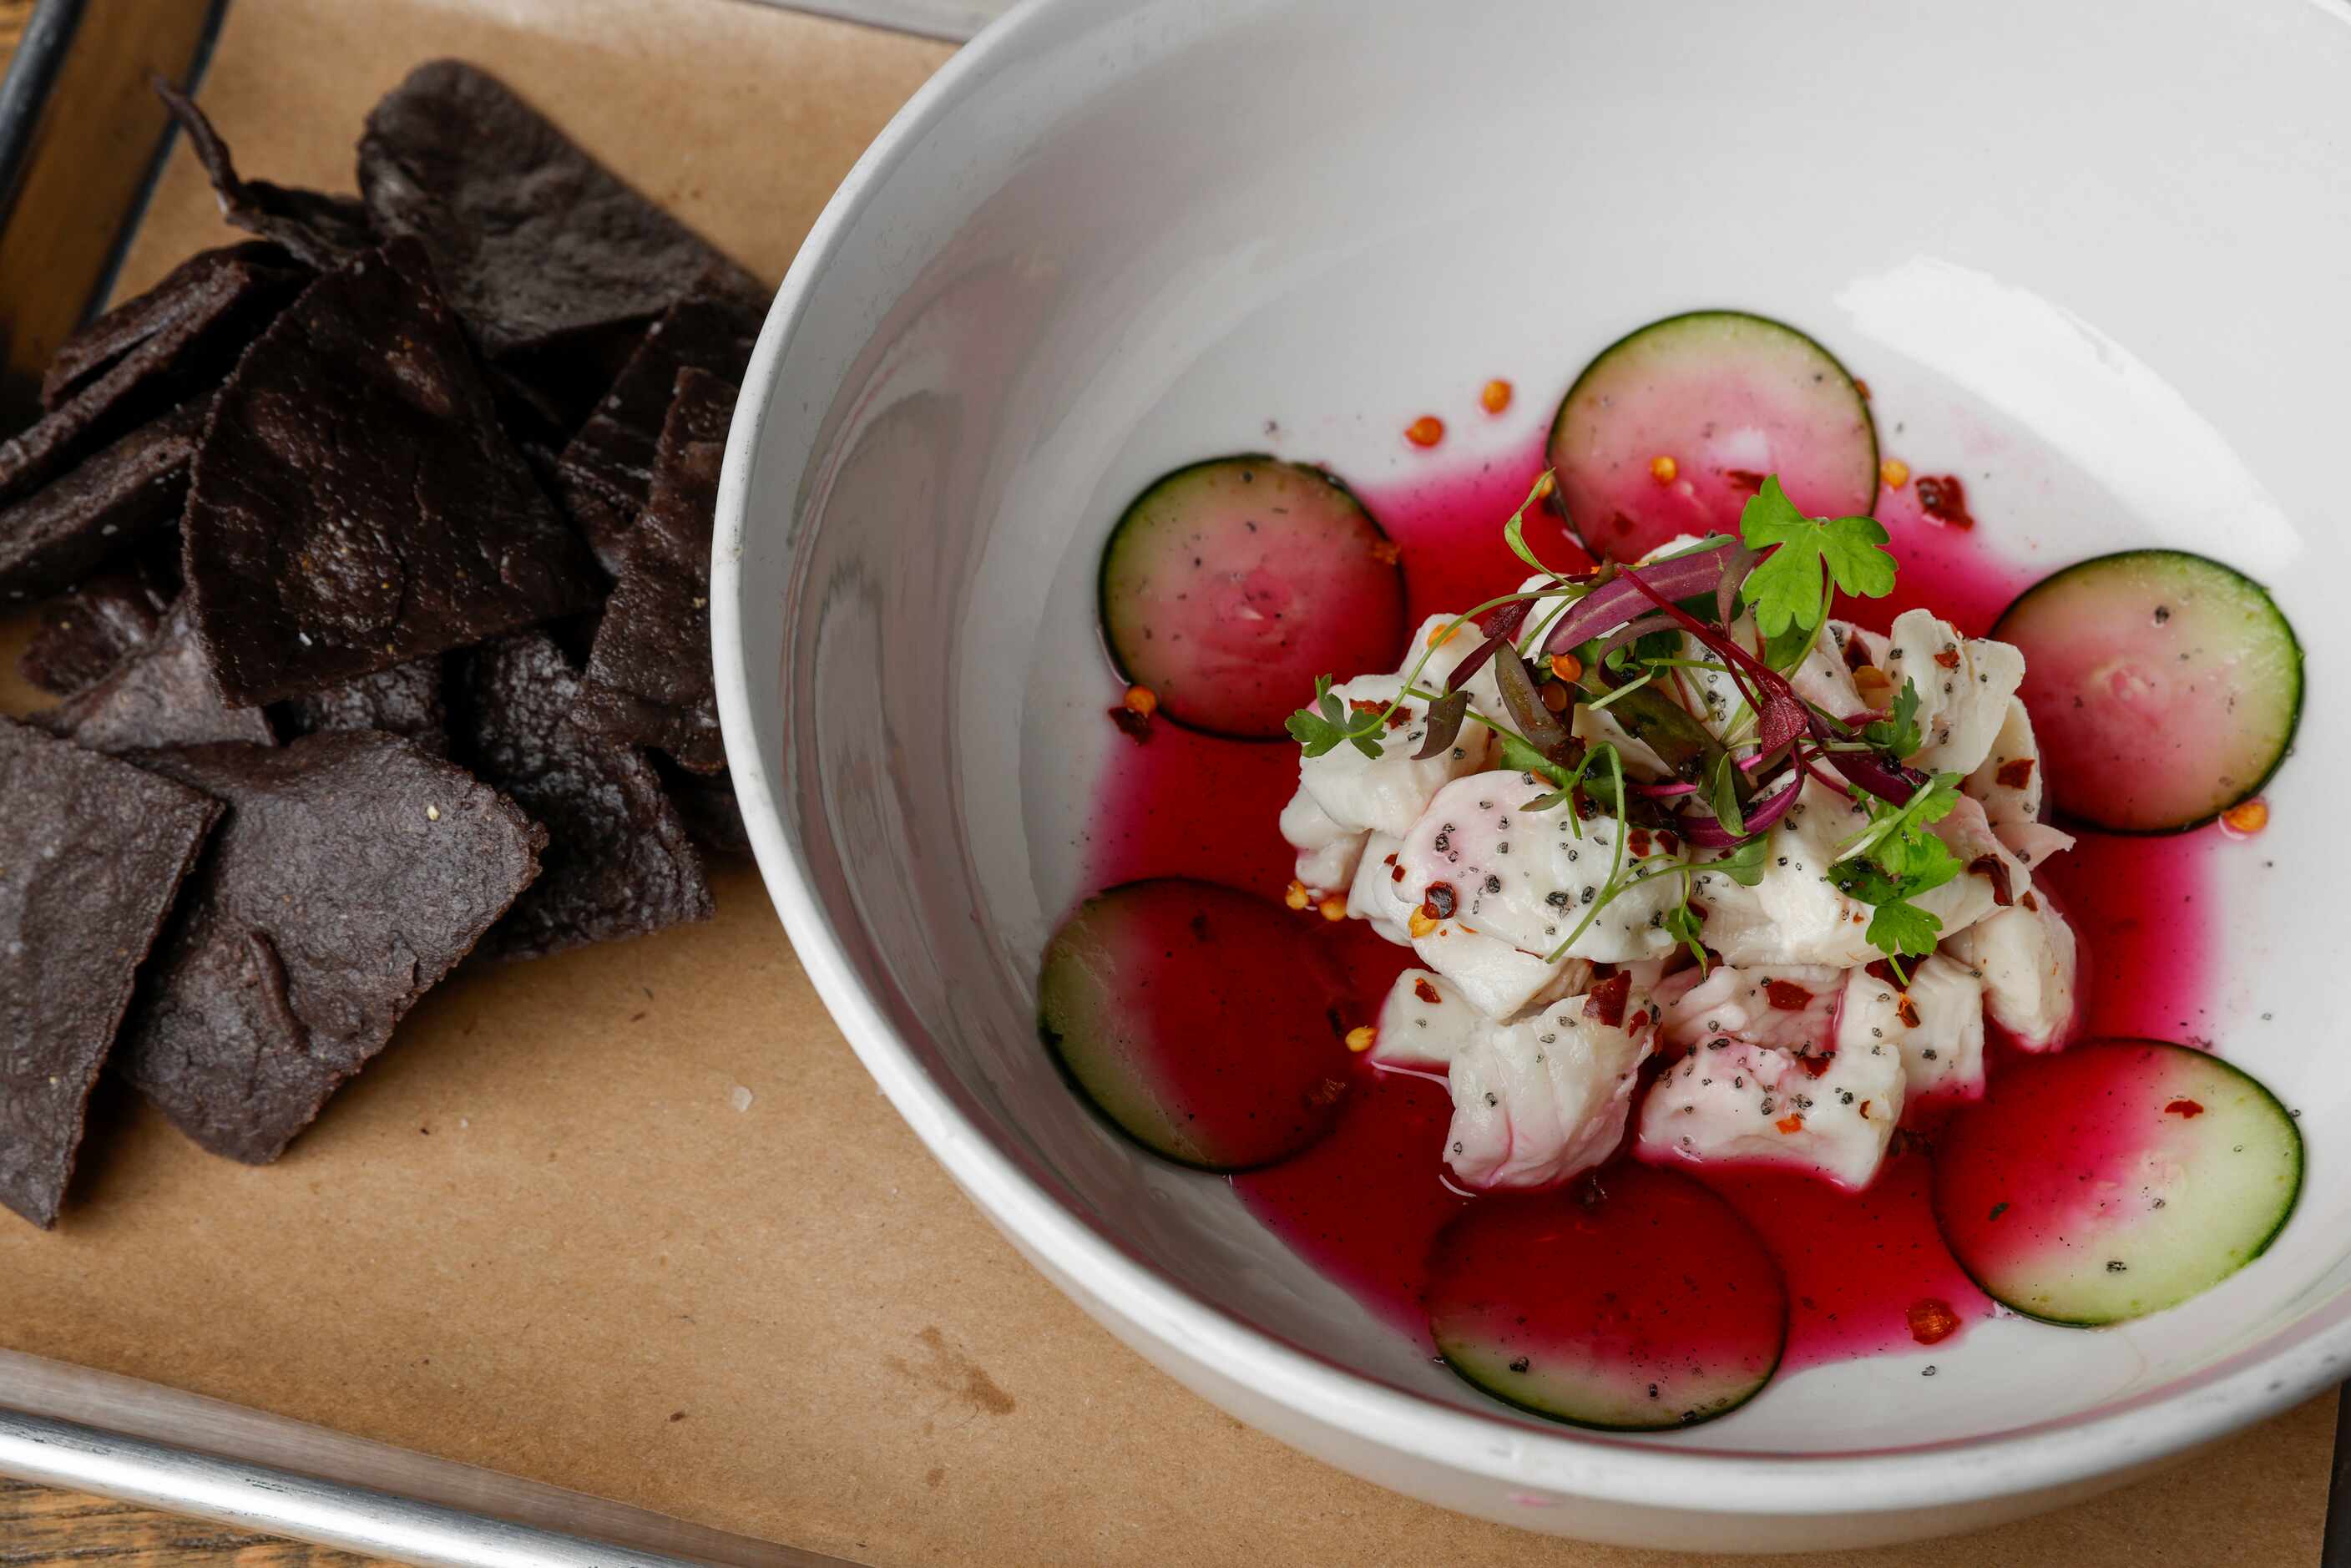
xmin=713 ymin=0 xmax=2351 ymax=1550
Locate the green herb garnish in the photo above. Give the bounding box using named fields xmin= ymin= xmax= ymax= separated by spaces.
xmin=1737 ymin=475 xmax=1895 ymax=638
xmin=1828 ymin=772 xmax=1965 ymax=970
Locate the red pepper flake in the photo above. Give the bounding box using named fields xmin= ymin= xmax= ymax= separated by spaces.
xmin=1914 ymin=473 xmax=1976 ymax=530
xmin=1797 ymin=1052 xmax=1833 ymax=1079
xmin=2020 ymin=890 xmax=2040 ymax=913
xmin=1858 ymin=1100 xmax=1872 ymax=1119
xmin=1421 ymin=882 xmax=1458 ymax=921
xmin=1413 ymin=976 xmax=1443 ymax=1006
xmin=1995 ymin=757 xmax=2036 ymax=790
xmin=1842 ymin=635 xmax=1871 ymax=672
xmin=1968 ymin=852 xmax=2015 ymax=907
xmin=1763 ymin=979 xmax=1814 ymax=1011
xmin=1896 ymin=994 xmax=1922 ymax=1029
xmin=1584 ymin=970 xmax=1633 ymax=1029
xmin=1654 ymin=828 xmax=1679 ymax=855
xmin=1722 ymin=468 xmax=1767 ymax=495
xmin=1907 ymin=1297 xmax=1960 ymax=1346
xmin=1390 ymin=862 xmax=1407 ymax=883
xmin=1773 ymin=1114 xmax=1805 ymax=1134
xmin=1109 ymin=706 xmax=1153 ymax=744
xmin=1627 ymin=827 xmax=1653 ymax=857
xmin=1933 ymin=647 xmax=1963 ymax=670
xmin=2165 ymin=1098 xmax=2207 ymax=1119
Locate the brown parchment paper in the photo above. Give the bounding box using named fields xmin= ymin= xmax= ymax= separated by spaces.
xmin=0 ymin=2 xmax=2333 ymax=1562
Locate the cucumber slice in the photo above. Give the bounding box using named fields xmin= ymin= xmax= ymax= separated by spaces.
xmin=1100 ymin=456 xmax=1408 ymax=739
xmin=1992 ymin=550 xmax=2301 ymax=833
xmin=1426 ymin=1165 xmax=1787 ymax=1430
xmin=1038 ymin=878 xmax=1352 ymax=1171
xmin=1932 ymin=1039 xmax=2301 ymax=1326
xmin=1547 ymin=311 xmax=1878 ymax=564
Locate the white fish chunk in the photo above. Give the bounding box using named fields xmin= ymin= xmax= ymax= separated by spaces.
xmin=1371 ymin=967 xmax=1486 ymax=1068
xmin=1657 ymin=963 xmax=1846 ymax=1056
xmin=1944 ymin=895 xmax=2078 ymax=1051
xmin=1394 ymin=770 xmax=1685 ymax=970
xmin=1836 ymin=956 xmax=1987 ymax=1113
xmin=1280 ymin=788 xmax=1363 ymax=893
xmin=1704 ymin=781 xmax=2021 ymax=969
xmin=1639 ymin=1031 xmax=1906 ymax=1191
xmin=1408 ymin=922 xmax=1584 ymax=1020
xmin=1378 ymin=968 xmax=1656 ymax=1189
xmin=1281 ymin=672 xmax=1491 ymax=891
xmin=1962 ymin=698 xmax=2075 ymax=867
xmin=1346 ymin=832 xmax=1412 ymax=943
xmin=1886 ymin=609 xmax=2026 ymax=776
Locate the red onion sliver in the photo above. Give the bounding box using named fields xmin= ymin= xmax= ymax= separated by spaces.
xmin=1587 ymin=612 xmax=1679 ymax=686
xmin=1676 ymin=772 xmax=1802 ymax=848
xmin=1542 ymin=546 xmax=1731 ymax=654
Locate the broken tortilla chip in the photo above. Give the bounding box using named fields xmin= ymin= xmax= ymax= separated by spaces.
xmin=0 ymin=242 xmax=301 ymax=508
xmin=114 ymin=731 xmax=544 ymax=1164
xmin=156 ymin=81 xmax=372 ymax=271
xmin=357 ymin=60 xmax=761 ymax=373
xmin=0 ymin=398 xmax=208 ymax=605
xmin=553 ymin=279 xmax=761 ymax=573
xmin=454 ymin=631 xmax=711 ymax=962
xmin=275 ymin=656 xmax=447 ymax=756
xmin=19 ymin=567 xmax=175 ymax=698
xmin=1 ymin=718 xmax=221 ymax=1227
xmin=38 ymin=599 xmax=275 ymax=754
xmin=182 ymin=237 xmax=603 ymax=706
xmin=42 ymin=242 xmax=305 ymax=409
xmin=574 ymin=366 xmax=731 ymax=772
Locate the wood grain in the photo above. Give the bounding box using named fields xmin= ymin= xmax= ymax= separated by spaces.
xmin=0 ymin=1476 xmax=386 ymax=1565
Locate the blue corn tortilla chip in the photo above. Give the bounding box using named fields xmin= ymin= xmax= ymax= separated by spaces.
xmin=453 ymin=630 xmax=710 ymax=961
xmin=18 ymin=565 xmax=175 ymax=698
xmin=181 ymin=238 xmax=603 ymax=707
xmin=114 ymin=731 xmax=544 ymax=1164
xmin=0 ymin=245 xmax=301 ymax=510
xmin=0 ymin=397 xmax=208 ymax=606
xmin=156 ymin=82 xmax=372 ymax=271
xmin=357 ymin=60 xmax=760 ymax=378
xmin=554 ymin=278 xmax=761 ymax=573
xmin=38 ymin=598 xmax=274 ymax=755
xmin=42 ymin=242 xmax=303 ymax=409
xmin=274 ymin=657 xmax=447 ymax=757
xmin=571 ymin=366 xmax=731 ymax=772
xmin=1 ymin=717 xmax=221 ymax=1227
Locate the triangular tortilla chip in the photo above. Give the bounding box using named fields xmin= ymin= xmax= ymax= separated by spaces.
xmin=454 ymin=631 xmax=711 ymax=961
xmin=114 ymin=731 xmax=544 ymax=1163
xmin=1 ymin=718 xmax=221 ymax=1227
xmin=573 ymin=366 xmax=731 ymax=772
xmin=182 ymin=238 xmax=602 ymax=706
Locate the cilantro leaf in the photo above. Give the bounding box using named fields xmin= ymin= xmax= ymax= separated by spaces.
xmin=1708 ymin=836 xmax=1772 ymax=887
xmin=1863 ymin=677 xmax=1924 ymax=757
xmin=1865 ymin=898 xmax=1944 ymax=959
xmin=1737 ymin=475 xmax=1897 ymax=637
xmin=1285 ymin=707 xmax=1344 ymax=756
xmin=1825 ymin=772 xmax=1966 ymax=966
xmin=1288 ymin=673 xmax=1388 ymax=759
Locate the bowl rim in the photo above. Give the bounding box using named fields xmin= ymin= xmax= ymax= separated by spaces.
xmin=710 ymin=0 xmax=2351 ymax=1517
